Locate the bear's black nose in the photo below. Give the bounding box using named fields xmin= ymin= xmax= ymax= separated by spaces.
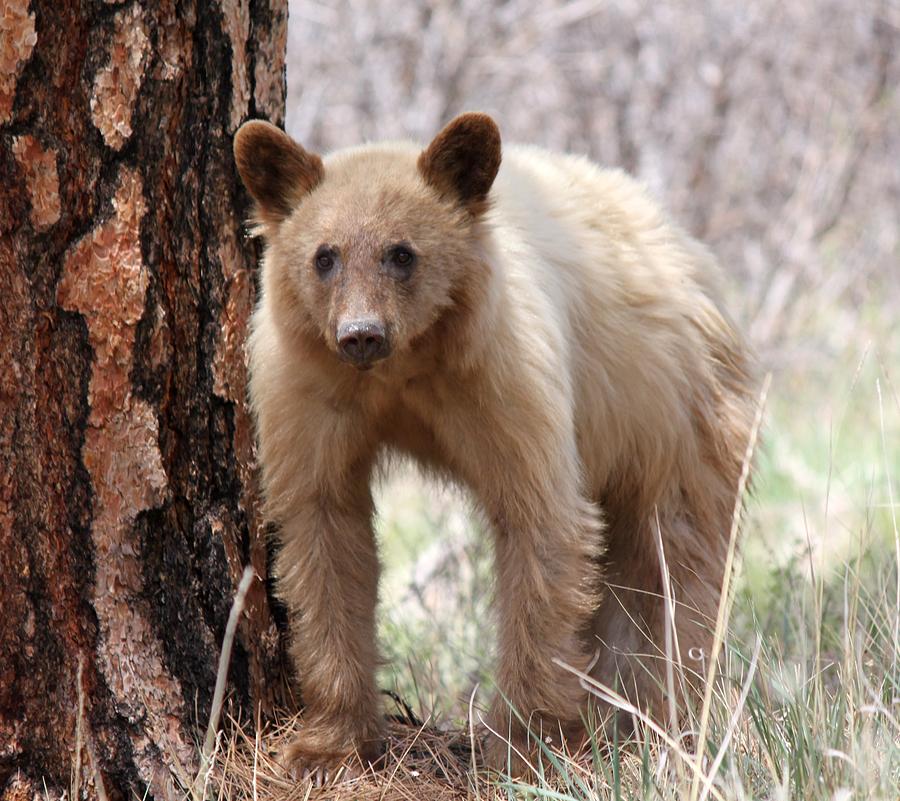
xmin=337 ymin=320 xmax=390 ymax=366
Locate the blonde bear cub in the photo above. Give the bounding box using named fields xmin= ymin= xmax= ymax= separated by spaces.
xmin=233 ymin=113 xmax=756 ymax=779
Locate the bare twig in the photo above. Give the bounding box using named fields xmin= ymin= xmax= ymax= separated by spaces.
xmin=193 ymin=565 xmax=256 ymax=801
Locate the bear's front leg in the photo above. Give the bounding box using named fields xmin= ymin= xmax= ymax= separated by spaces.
xmin=483 ymin=487 xmax=603 ymax=775
xmin=275 ymin=480 xmax=383 ymax=782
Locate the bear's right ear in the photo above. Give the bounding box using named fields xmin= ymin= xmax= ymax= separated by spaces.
xmin=418 ymin=112 xmax=501 ymax=215
xmin=233 ymin=120 xmax=324 ymax=224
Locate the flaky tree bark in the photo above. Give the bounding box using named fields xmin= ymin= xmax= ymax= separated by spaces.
xmin=0 ymin=2 xmax=290 ymax=799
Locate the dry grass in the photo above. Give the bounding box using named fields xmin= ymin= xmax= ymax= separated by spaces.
xmin=204 ymin=707 xmax=688 ymax=801
xmin=201 ymin=560 xmax=899 ymax=800
xmin=209 ymin=714 xmax=480 ymax=801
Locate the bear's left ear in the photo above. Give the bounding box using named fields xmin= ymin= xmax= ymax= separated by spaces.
xmin=418 ymin=112 xmax=501 ymax=214
xmin=233 ymin=120 xmax=324 ymax=224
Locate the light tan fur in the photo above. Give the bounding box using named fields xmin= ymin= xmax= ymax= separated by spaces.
xmin=233 ymin=115 xmax=757 ymax=777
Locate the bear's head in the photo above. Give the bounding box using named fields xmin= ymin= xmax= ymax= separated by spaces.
xmin=234 ymin=113 xmax=501 ymax=370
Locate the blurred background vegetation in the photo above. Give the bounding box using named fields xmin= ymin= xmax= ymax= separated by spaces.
xmin=284 ymin=0 xmax=899 ymax=726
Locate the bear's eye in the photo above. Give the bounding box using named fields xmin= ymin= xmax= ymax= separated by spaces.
xmin=386 ymin=245 xmax=416 ymax=276
xmin=393 ymin=248 xmax=413 ymax=266
xmin=314 ymin=248 xmax=335 ymax=274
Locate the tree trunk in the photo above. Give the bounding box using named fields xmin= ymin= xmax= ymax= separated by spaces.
xmin=0 ymin=2 xmax=290 ymax=800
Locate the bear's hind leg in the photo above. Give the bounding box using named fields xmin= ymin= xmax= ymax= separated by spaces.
xmin=588 ymin=509 xmax=724 ymax=731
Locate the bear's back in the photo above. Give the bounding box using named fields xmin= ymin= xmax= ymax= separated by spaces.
xmin=486 ymin=145 xmax=751 ymax=501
